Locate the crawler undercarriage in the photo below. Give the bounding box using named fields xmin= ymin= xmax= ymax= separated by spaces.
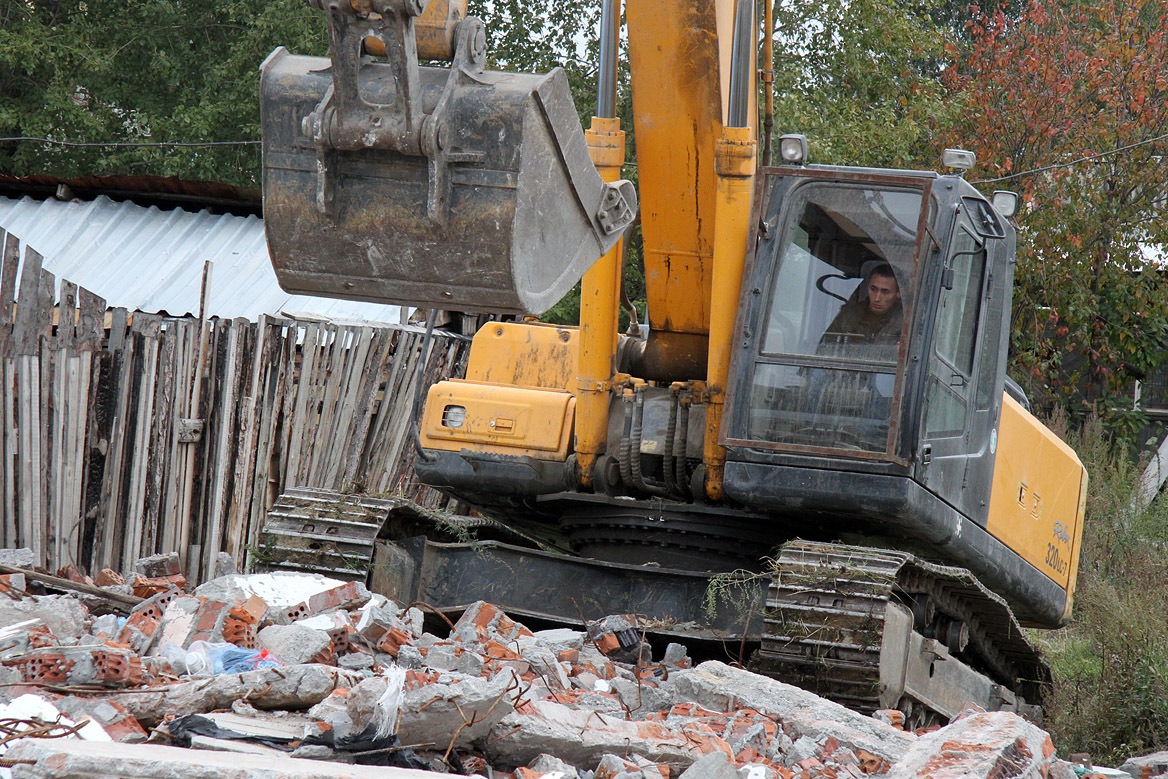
xmin=256 ymin=488 xmax=1046 ymax=724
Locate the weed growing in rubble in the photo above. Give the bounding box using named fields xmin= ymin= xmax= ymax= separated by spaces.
xmin=702 ymin=566 xmax=769 ymax=627
xmin=1039 ymin=415 xmax=1168 ymax=764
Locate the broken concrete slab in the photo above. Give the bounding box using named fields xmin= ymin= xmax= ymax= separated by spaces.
xmin=678 ymin=751 xmax=741 ymax=779
xmin=884 ymin=708 xmax=1057 ymax=779
xmin=102 ymin=664 xmax=360 ymax=727
xmin=257 ymin=624 xmax=332 ymax=665
xmin=3 ymin=738 xmax=447 ymax=779
xmin=0 ymin=595 xmax=88 ymax=641
xmin=487 ymin=697 xmax=713 ymax=768
xmin=671 ymin=661 xmax=913 ymax=764
xmin=193 ymin=572 xmax=345 ymax=617
xmin=398 ymin=668 xmax=519 ymax=751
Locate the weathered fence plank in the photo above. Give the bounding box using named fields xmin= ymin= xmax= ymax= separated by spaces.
xmin=0 ymin=231 xmax=469 ymax=580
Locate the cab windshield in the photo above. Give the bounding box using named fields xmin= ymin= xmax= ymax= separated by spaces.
xmin=748 ymin=180 xmax=925 ymax=453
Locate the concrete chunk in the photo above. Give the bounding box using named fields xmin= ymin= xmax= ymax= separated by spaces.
xmin=0 ymin=595 xmax=87 ymax=641
xmin=398 ymin=669 xmax=518 ymax=751
xmin=4 ymin=738 xmax=449 ymax=778
xmin=0 ymin=548 xmax=36 ymax=569
xmin=679 ymin=752 xmax=740 ymax=779
xmin=257 ymin=624 xmax=333 ymax=665
xmin=135 ymin=552 xmax=182 ymax=578
xmin=672 ymin=661 xmax=913 ymax=764
xmin=488 ymin=698 xmax=711 ymax=768
xmin=102 ymin=664 xmax=358 ymax=727
xmin=884 ymin=708 xmax=1057 ymax=779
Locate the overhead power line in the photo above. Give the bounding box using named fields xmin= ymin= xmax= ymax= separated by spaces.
xmin=0 ymin=137 xmax=259 ymax=149
xmin=973 ymin=132 xmax=1168 ymax=185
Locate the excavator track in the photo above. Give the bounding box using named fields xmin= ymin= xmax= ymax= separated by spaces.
xmin=752 ymin=540 xmax=1047 ymax=727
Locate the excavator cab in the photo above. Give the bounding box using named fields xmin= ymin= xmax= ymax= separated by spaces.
xmin=260 ymin=0 xmax=637 ymax=316
xmin=721 ymin=163 xmax=1085 ymax=628
xmin=738 ymin=170 xmax=928 ymax=457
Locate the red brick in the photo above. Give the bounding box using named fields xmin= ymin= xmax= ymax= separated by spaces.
xmin=93 ymin=569 xmax=125 ymax=587
xmin=375 ymin=627 xmax=413 ymax=657
xmin=27 ymin=625 xmax=56 ymax=649
xmin=4 ymin=646 xmax=144 ymax=688
xmin=285 ymin=581 xmax=370 ymax=622
xmin=855 ymin=750 xmax=889 ymax=775
xmin=131 ymin=574 xmax=187 ymax=599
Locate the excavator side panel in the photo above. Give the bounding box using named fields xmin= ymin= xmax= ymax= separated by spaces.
xmin=465 ymin=321 xmax=579 ymax=391
xmin=420 ymin=380 xmax=575 ymax=459
xmin=987 ymin=393 xmax=1087 ymax=620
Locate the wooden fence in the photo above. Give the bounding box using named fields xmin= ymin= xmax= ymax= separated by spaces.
xmin=0 ymin=229 xmax=470 ymax=583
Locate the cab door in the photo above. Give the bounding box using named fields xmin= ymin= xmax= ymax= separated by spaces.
xmin=917 ymin=198 xmax=1012 ymax=525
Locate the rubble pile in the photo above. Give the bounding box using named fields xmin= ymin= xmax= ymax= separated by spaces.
xmin=0 ymin=550 xmax=1141 ymax=778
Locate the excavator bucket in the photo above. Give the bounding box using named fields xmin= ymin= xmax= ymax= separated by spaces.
xmin=259 ymin=3 xmax=636 ymax=316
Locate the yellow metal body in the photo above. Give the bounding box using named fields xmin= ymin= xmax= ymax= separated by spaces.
xmin=361 ymin=0 xmax=467 ymax=60
xmin=988 ymin=394 xmax=1087 ymax=622
xmin=420 ymin=322 xmax=578 ymax=459
xmin=702 ymin=128 xmax=757 ymax=500
xmin=465 ymin=321 xmax=578 ymax=389
xmin=420 ymin=381 xmax=575 ymax=458
xmin=576 ymin=117 xmax=628 ymax=486
xmin=625 ymin=0 xmax=729 ymax=338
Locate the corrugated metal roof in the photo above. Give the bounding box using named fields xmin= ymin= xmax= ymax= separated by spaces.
xmin=0 ymin=194 xmax=406 ymax=325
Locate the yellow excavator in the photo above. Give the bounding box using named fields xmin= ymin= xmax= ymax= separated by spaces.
xmin=260 ymin=0 xmax=1086 ymax=725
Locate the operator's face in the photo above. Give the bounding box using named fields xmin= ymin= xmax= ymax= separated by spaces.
xmin=867 ymin=274 xmax=900 ymax=315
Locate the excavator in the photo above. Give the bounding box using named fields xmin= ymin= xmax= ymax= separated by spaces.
xmin=259 ymin=0 xmax=1087 ymax=725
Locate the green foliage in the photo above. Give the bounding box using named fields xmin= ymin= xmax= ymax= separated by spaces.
xmin=944 ymin=0 xmax=1168 ymax=425
xmin=0 ymin=0 xmax=327 ymax=186
xmin=471 ymin=0 xmax=601 ymax=122
xmin=1041 ymin=416 xmax=1168 ymax=763
xmin=770 ymin=0 xmax=959 ymax=169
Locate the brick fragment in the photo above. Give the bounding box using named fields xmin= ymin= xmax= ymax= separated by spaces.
xmin=131 ymin=573 xmax=188 ymax=599
xmin=450 ymin=601 xmax=534 ymax=645
xmin=0 ymin=572 xmax=26 ymax=595
xmin=117 ymin=590 xmax=178 ymax=654
xmin=375 ymin=627 xmax=414 ymax=657
xmin=93 ymin=569 xmax=125 ymax=587
xmin=872 ymin=710 xmax=905 ymax=731
xmin=135 ymin=552 xmax=182 ymax=578
xmin=587 ymin=614 xmax=651 ymax=663
xmin=285 ymin=580 xmax=370 ymax=622
xmin=4 ymin=645 xmax=144 ymax=688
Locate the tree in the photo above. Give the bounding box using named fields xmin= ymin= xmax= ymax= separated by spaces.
xmin=944 ymin=0 xmax=1168 ymax=433
xmin=0 ymin=0 xmax=327 ymax=187
xmin=769 ymin=0 xmax=959 ymax=170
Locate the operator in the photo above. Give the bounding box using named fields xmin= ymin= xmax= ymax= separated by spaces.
xmin=821 ymin=262 xmax=903 ymax=349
